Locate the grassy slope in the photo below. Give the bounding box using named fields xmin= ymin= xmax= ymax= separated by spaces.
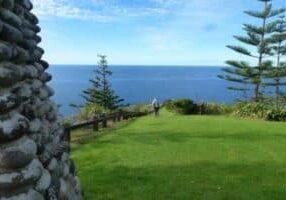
xmin=72 ymin=110 xmax=286 ymax=200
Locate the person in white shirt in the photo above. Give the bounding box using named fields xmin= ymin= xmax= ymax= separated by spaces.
xmin=152 ymin=98 xmax=160 ymax=116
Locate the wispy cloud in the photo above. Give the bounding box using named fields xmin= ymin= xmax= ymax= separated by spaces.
xmin=137 ymin=0 xmax=236 ymax=52
xmin=32 ymin=0 xmax=275 ymax=65
xmin=150 ymin=0 xmax=182 ymax=7
xmin=31 ymin=0 xmax=115 ymax=22
xmin=31 ymin=0 xmax=236 ymax=24
xmin=145 ymin=31 xmax=181 ymax=51
xmin=138 ymin=25 xmax=188 ymax=52
xmin=31 ymin=0 xmax=171 ymax=22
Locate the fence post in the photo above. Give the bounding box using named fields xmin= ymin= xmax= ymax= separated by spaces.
xmin=117 ymin=113 xmax=121 ymax=121
xmin=124 ymin=113 xmax=129 ymax=120
xmin=112 ymin=114 xmax=117 ymax=123
xmin=125 ymin=113 xmax=129 ymax=120
xmin=64 ymin=128 xmax=71 ymax=152
xmin=102 ymin=114 xmax=107 ymax=128
xmin=93 ymin=116 xmax=99 ymax=131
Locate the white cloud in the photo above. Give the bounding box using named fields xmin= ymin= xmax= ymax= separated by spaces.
xmin=146 ymin=32 xmax=176 ymax=51
xmin=31 ymin=0 xmax=171 ymax=22
xmin=31 ymin=0 xmax=115 ymax=22
xmin=139 ymin=26 xmax=187 ymax=51
xmin=31 ymin=0 xmax=236 ymax=24
xmin=137 ymin=0 xmax=237 ymax=52
xmin=150 ymin=0 xmax=183 ymax=7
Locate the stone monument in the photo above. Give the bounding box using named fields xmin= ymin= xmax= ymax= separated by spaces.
xmin=0 ymin=0 xmax=82 ymax=199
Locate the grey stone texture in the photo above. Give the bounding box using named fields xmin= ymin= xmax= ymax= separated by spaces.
xmin=0 ymin=0 xmax=82 ymax=199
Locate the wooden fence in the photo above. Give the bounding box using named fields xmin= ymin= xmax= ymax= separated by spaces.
xmin=64 ymin=111 xmax=153 ymax=146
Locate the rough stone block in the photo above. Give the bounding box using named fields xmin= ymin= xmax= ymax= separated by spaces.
xmin=1 ymin=0 xmax=15 ymax=10
xmin=0 ymin=20 xmax=23 ymax=43
xmin=0 ymin=8 xmax=22 ymax=27
xmin=0 ymin=136 xmax=36 ymax=169
xmin=0 ymin=113 xmax=29 ymax=142
xmin=0 ymin=159 xmax=42 ymax=191
xmin=0 ymin=92 xmax=19 ymax=114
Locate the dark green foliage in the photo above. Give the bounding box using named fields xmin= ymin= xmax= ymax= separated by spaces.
xmin=164 ymin=99 xmax=231 ymax=115
xmin=219 ymin=0 xmax=286 ymax=102
xmin=164 ymin=99 xmax=197 ymax=114
xmin=265 ymin=109 xmax=286 ymax=121
xmin=263 ymin=15 xmax=286 ymax=109
xmin=203 ymin=103 xmax=233 ymax=115
xmin=124 ymin=104 xmax=152 ymax=113
xmin=233 ymin=101 xmax=286 ymax=121
xmin=233 ymin=102 xmax=268 ymax=119
xmin=77 ymin=104 xmax=105 ymax=121
xmin=163 ymin=98 xmax=286 ymax=121
xmin=82 ymin=55 xmax=124 ymax=111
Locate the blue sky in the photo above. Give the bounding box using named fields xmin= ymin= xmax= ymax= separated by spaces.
xmin=31 ymin=0 xmax=285 ymax=65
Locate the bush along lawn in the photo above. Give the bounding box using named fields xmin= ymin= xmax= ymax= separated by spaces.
xmin=72 ymin=110 xmax=286 ymax=200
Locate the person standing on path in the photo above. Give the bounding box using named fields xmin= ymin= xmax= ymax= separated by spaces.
xmin=152 ymin=98 xmax=160 ymax=116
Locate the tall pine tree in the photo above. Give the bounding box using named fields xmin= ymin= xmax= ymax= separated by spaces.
xmin=82 ymin=55 xmax=124 ymax=111
xmin=264 ymin=15 xmax=286 ymax=109
xmin=219 ymin=0 xmax=285 ymax=102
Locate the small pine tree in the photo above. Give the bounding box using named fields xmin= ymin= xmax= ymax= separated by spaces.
xmin=264 ymin=15 xmax=286 ymax=109
xmin=219 ymin=0 xmax=285 ymax=102
xmin=82 ymin=55 xmax=124 ymax=111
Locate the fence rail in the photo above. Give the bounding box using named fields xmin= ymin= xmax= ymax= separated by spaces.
xmin=64 ymin=111 xmax=153 ymax=146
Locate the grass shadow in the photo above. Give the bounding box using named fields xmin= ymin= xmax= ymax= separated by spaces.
xmin=71 ymin=119 xmax=138 ymax=151
xmin=79 ymin=161 xmax=286 ymax=200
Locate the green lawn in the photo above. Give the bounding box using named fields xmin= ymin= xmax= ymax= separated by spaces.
xmin=72 ymin=110 xmax=286 ymax=200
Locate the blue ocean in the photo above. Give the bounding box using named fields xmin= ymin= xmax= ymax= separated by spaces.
xmin=48 ymin=65 xmax=239 ymax=116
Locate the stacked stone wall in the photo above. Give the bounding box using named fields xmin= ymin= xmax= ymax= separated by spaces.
xmin=0 ymin=0 xmax=82 ymax=199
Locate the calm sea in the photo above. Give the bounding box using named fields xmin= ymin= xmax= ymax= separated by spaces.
xmin=48 ymin=65 xmax=238 ymax=117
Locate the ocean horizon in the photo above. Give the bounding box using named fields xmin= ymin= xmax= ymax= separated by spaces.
xmin=49 ymin=64 xmax=227 ymax=67
xmin=48 ymin=65 xmax=239 ymax=117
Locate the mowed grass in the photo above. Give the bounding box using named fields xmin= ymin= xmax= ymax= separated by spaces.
xmin=72 ymin=110 xmax=286 ymax=200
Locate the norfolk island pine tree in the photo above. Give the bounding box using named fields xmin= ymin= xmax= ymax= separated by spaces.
xmin=219 ymin=0 xmax=286 ymax=102
xmin=263 ymin=15 xmax=286 ymax=109
xmin=82 ymin=55 xmax=124 ymax=112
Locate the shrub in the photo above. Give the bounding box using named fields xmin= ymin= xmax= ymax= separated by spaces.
xmin=231 ymin=102 xmax=286 ymax=121
xmin=124 ymin=103 xmax=152 ymax=113
xmin=165 ymin=99 xmax=198 ymax=114
xmin=164 ymin=98 xmax=286 ymax=121
xmin=233 ymin=102 xmax=267 ymax=119
xmin=265 ymin=109 xmax=286 ymax=121
xmin=60 ymin=118 xmax=75 ymax=128
xmin=203 ymin=103 xmax=233 ymax=115
xmin=76 ymin=104 xmax=105 ymax=121
xmin=165 ymin=99 xmax=232 ymax=115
